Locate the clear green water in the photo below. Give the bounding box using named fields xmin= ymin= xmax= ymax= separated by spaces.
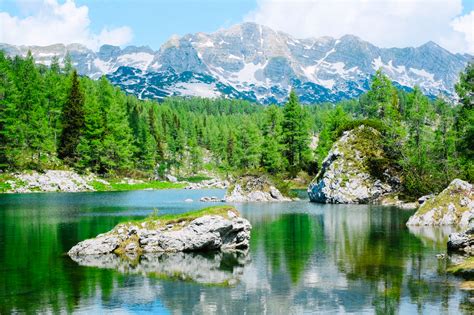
xmin=0 ymin=189 xmax=472 ymax=314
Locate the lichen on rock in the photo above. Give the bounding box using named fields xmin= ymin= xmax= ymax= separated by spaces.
xmin=308 ymin=125 xmax=400 ymax=204
xmin=406 ymin=179 xmax=473 ymax=226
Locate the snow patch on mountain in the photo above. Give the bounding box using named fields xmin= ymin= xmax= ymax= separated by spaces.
xmin=172 ymin=82 xmax=221 ymax=98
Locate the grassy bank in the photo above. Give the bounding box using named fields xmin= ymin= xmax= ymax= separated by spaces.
xmin=90 ymin=179 xmax=186 ymax=192
xmin=447 ymin=257 xmax=474 ymax=276
xmin=128 ymin=205 xmax=239 ymax=230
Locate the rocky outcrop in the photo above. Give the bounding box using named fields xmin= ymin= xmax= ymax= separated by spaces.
xmin=225 ymin=176 xmax=291 ymax=202
xmin=406 ymin=179 xmax=473 ymax=226
xmin=5 ymin=170 xmax=106 ymax=193
xmin=185 ymin=178 xmax=229 ymax=189
xmin=68 ymin=207 xmax=251 ymax=256
xmin=308 ymin=125 xmax=400 ymax=204
xmin=448 ymin=227 xmax=474 ymax=255
xmin=200 ymin=196 xmax=225 ymax=202
xmin=69 ymin=251 xmax=249 ymax=286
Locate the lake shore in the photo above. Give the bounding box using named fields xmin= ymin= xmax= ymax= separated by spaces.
xmin=0 ymin=170 xmax=186 ymax=194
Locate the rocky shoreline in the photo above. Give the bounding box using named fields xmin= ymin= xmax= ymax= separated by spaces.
xmin=3 ymin=170 xmax=105 ymax=193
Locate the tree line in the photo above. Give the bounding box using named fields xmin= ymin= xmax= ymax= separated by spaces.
xmin=0 ymin=51 xmax=472 ymax=197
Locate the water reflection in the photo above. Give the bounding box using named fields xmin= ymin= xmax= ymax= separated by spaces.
xmin=0 ymin=191 xmax=472 ymax=314
xmin=70 ymin=252 xmax=249 ymax=286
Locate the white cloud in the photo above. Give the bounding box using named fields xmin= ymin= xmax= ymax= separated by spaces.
xmin=0 ymin=0 xmax=132 ymax=50
xmin=450 ymin=11 xmax=474 ymax=53
xmin=245 ymin=0 xmax=474 ymax=54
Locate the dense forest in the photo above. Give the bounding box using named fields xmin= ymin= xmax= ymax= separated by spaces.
xmin=0 ymin=51 xmax=472 ymax=197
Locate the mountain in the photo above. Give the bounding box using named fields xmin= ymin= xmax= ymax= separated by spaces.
xmin=1 ymin=23 xmax=471 ymax=104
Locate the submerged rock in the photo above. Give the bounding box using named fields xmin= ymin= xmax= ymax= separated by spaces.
xmin=68 ymin=206 xmax=252 ymax=256
xmin=308 ymin=125 xmax=400 ymax=204
xmin=69 ymin=251 xmax=250 ymax=285
xmin=406 ymin=179 xmax=473 ymax=226
xmin=225 ymin=175 xmax=291 ymax=202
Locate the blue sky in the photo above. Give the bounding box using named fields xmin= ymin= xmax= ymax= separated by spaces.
xmin=1 ymin=0 xmax=473 ymax=53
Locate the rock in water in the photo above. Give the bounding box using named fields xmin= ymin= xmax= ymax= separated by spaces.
xmin=308 ymin=125 xmax=399 ymax=204
xmin=406 ymin=179 xmax=473 ymax=226
xmin=225 ymin=175 xmax=291 ymax=202
xmin=68 ymin=206 xmax=251 ymax=256
xmin=447 ymin=227 xmax=474 ymax=254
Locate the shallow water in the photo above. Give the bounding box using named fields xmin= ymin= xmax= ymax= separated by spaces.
xmin=0 ymin=189 xmax=471 ymax=314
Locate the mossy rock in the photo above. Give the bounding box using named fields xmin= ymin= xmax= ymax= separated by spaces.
xmin=407 ymin=179 xmax=473 ymax=226
xmin=309 ymin=125 xmax=400 ymax=204
xmin=447 ymin=257 xmax=474 ymax=277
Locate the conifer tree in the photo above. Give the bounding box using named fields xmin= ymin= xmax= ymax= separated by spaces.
xmin=101 ymin=90 xmax=134 ymax=173
xmin=262 ymin=105 xmax=285 ymax=173
xmin=282 ymin=90 xmax=310 ymax=176
xmin=58 ymin=70 xmax=85 ymax=163
xmin=454 ymin=62 xmax=474 ymax=180
xmin=75 ymin=80 xmax=104 ymax=172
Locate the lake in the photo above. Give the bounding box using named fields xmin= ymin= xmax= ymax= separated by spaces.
xmin=0 ymin=189 xmax=472 ymax=314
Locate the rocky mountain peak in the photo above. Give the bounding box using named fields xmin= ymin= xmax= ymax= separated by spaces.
xmin=1 ymin=22 xmax=471 ymax=104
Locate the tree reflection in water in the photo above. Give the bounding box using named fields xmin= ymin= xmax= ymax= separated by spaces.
xmin=0 ymin=193 xmax=471 ymax=314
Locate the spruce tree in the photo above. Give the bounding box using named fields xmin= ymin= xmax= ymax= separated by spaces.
xmin=101 ymin=90 xmax=134 ymax=173
xmin=282 ymin=90 xmax=310 ymax=176
xmin=58 ymin=70 xmax=85 ymax=163
xmin=454 ymin=62 xmax=474 ymax=180
xmin=262 ymin=105 xmax=285 ymax=173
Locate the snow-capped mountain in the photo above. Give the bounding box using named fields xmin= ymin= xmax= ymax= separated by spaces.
xmin=1 ymin=22 xmax=471 ymax=104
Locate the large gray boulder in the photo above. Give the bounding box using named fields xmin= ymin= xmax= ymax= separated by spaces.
xmin=406 ymin=179 xmax=473 ymax=226
xmin=68 ymin=209 xmax=251 ymax=257
xmin=308 ymin=125 xmax=400 ymax=204
xmin=225 ymin=176 xmax=291 ymax=202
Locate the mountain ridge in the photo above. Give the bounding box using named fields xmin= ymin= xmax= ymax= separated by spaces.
xmin=1 ymin=22 xmax=471 ymax=104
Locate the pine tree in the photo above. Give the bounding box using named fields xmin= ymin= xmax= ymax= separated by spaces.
xmin=282 ymin=90 xmax=310 ymax=176
xmin=58 ymin=70 xmax=85 ymax=163
xmin=101 ymin=89 xmax=134 ymax=173
xmin=75 ymin=80 xmax=105 ymax=172
xmin=402 ymin=87 xmax=433 ymax=194
xmin=454 ymin=62 xmax=474 ymax=180
xmin=0 ymin=52 xmax=20 ymax=169
xmin=433 ymin=98 xmax=458 ymax=186
xmin=262 ymin=105 xmax=285 ymax=173
xmin=237 ymin=121 xmax=262 ymax=169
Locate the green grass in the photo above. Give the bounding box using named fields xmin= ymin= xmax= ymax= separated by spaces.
xmin=89 ymin=180 xmax=110 ymax=191
xmin=0 ymin=174 xmax=26 ymax=193
xmin=0 ymin=174 xmax=13 ymax=193
xmin=128 ymin=205 xmax=239 ymax=230
xmin=93 ymin=179 xmax=185 ymax=192
xmin=447 ymin=257 xmax=474 ymax=276
xmin=177 ymin=175 xmax=213 ymax=183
